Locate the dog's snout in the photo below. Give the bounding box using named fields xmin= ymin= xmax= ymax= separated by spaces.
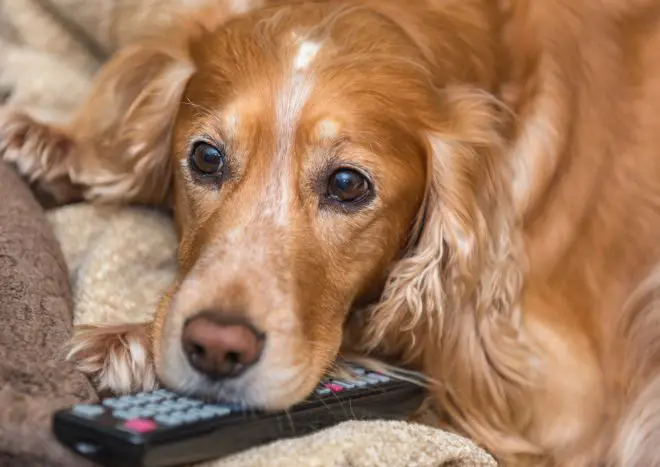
xmin=182 ymin=313 xmax=265 ymax=379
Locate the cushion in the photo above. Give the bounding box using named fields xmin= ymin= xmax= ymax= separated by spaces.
xmin=0 ymin=161 xmax=96 ymax=467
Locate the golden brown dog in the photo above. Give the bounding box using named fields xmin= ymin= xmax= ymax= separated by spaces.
xmin=2 ymin=0 xmax=660 ymax=465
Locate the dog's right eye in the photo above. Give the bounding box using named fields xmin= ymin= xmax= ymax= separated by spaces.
xmin=189 ymin=142 xmax=225 ymax=176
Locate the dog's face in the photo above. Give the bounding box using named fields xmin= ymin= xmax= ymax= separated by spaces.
xmin=152 ymin=4 xmax=433 ymax=409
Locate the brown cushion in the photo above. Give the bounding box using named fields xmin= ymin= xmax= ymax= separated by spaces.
xmin=0 ymin=161 xmax=96 ymax=466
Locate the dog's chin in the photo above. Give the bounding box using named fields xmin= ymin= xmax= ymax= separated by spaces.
xmin=155 ymin=343 xmax=325 ymax=411
xmin=164 ymin=372 xmax=319 ymax=411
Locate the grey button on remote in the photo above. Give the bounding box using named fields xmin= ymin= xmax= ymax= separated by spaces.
xmin=332 ymin=380 xmax=356 ymax=389
xmin=368 ymin=373 xmax=391 ymax=382
xmin=177 ymin=397 xmax=201 ymax=406
xmin=137 ymin=408 xmax=156 ymax=418
xmin=154 ymin=415 xmax=182 ymax=426
xmin=114 ymin=410 xmax=141 ymax=420
xmin=154 ymin=389 xmax=176 ymax=398
xmin=362 ymin=375 xmax=381 ymax=384
xmin=201 ymin=405 xmax=231 ymax=416
xmin=195 ymin=410 xmax=216 ymax=420
xmin=181 ymin=412 xmax=200 ymax=423
xmin=75 ymin=441 xmax=100 ymax=455
xmin=72 ymin=404 xmax=105 ymax=418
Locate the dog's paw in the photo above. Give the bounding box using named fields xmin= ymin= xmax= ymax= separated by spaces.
xmin=0 ymin=109 xmax=84 ymax=205
xmin=0 ymin=109 xmax=73 ymax=181
xmin=66 ymin=322 xmax=158 ymax=395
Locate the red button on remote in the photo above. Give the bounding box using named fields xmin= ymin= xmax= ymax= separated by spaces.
xmin=124 ymin=418 xmax=157 ymax=433
xmin=325 ymin=383 xmax=344 ymax=392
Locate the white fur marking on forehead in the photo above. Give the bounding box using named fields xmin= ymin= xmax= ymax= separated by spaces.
xmin=293 ymin=41 xmax=322 ymax=71
xmin=318 ymin=119 xmax=339 ymax=139
xmin=225 ymin=109 xmax=239 ymax=135
xmin=265 ymin=40 xmax=318 ymax=226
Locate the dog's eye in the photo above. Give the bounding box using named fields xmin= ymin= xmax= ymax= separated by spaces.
xmin=327 ymin=168 xmax=370 ymax=203
xmin=189 ymin=142 xmax=225 ymax=175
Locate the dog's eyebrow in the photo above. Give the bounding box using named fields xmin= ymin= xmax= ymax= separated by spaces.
xmin=317 ymin=119 xmax=339 ymax=139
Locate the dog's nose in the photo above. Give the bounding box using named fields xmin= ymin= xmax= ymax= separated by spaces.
xmin=182 ymin=313 xmax=265 ymax=379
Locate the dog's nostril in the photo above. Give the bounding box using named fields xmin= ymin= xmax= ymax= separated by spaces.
xmin=186 ymin=343 xmax=206 ymax=362
xmin=181 ymin=312 xmax=265 ymax=379
xmin=226 ymin=351 xmax=240 ymax=364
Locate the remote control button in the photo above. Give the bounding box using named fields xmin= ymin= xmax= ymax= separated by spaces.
xmin=177 ymin=397 xmax=202 ymax=406
xmin=113 ymin=410 xmax=137 ymax=420
xmin=195 ymin=410 xmax=216 ymax=420
xmin=136 ymin=391 xmax=159 ymax=400
xmin=348 ymin=366 xmax=366 ymax=375
xmin=124 ymin=418 xmax=158 ymax=433
xmin=154 ymin=389 xmax=177 ymax=398
xmin=181 ymin=412 xmax=200 ymax=423
xmin=315 ymin=387 xmax=332 ymax=396
xmin=167 ymin=412 xmax=192 ymax=424
xmin=324 ymin=383 xmax=344 ymax=393
xmin=72 ymin=404 xmax=105 ymax=418
xmin=102 ymin=398 xmax=120 ymax=408
xmin=75 ymin=441 xmax=100 ymax=455
xmin=154 ymin=414 xmax=183 ymax=426
xmin=170 ymin=402 xmax=191 ymax=411
xmin=200 ymin=405 xmax=231 ymax=416
xmin=133 ymin=395 xmax=152 ymax=404
xmin=332 ymin=380 xmax=356 ymax=389
xmin=362 ymin=375 xmax=381 ymax=384
xmin=350 ymin=378 xmax=368 ymax=387
xmin=367 ymin=373 xmax=391 ymax=382
xmin=154 ymin=405 xmax=172 ymax=414
xmin=111 ymin=401 xmax=133 ymax=410
xmin=136 ymin=408 xmax=157 ymax=418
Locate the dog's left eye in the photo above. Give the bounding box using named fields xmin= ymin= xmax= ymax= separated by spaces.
xmin=189 ymin=142 xmax=225 ymax=176
xmin=326 ymin=168 xmax=371 ymax=203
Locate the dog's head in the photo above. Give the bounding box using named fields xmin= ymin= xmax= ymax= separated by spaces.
xmin=96 ymin=1 xmax=520 ymax=410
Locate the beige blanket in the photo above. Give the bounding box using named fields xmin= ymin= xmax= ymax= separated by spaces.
xmin=47 ymin=204 xmax=497 ymax=467
xmin=0 ymin=0 xmax=209 ymax=122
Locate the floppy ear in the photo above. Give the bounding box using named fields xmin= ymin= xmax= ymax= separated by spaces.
xmin=63 ymin=39 xmax=195 ymax=205
xmin=0 ymin=21 xmax=212 ymax=206
xmin=360 ymin=87 xmax=533 ymax=420
xmin=69 ymin=7 xmax=240 ymax=204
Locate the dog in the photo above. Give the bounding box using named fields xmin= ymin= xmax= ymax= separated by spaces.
xmin=3 ymin=0 xmax=660 ymax=465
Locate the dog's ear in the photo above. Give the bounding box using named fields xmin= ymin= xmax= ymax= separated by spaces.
xmin=362 ymin=86 xmax=530 ymax=389
xmin=64 ymin=39 xmax=195 ymax=205
xmin=0 ymin=40 xmax=194 ymax=206
xmin=360 ymin=87 xmax=536 ymax=449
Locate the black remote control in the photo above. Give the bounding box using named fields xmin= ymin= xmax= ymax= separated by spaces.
xmin=52 ymin=364 xmax=425 ymax=467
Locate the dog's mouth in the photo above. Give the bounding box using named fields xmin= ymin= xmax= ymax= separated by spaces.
xmin=156 ymin=325 xmax=338 ymax=411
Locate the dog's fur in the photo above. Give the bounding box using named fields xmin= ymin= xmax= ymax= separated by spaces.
xmin=3 ymin=0 xmax=660 ymax=465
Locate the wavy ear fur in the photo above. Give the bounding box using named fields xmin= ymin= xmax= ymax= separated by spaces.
xmin=0 ymin=11 xmax=229 ymax=206
xmin=359 ymin=86 xmax=538 ymax=455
